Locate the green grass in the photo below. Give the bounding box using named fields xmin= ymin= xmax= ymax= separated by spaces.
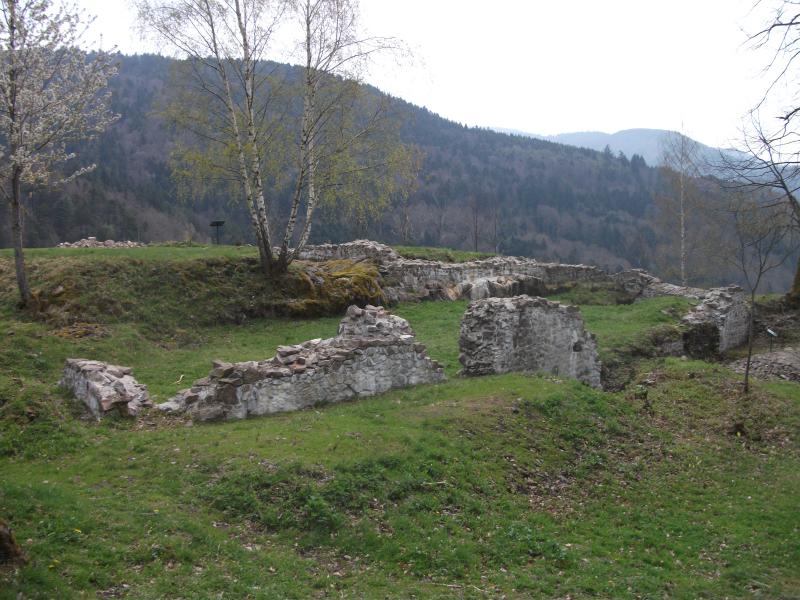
xmin=570 ymin=296 xmax=695 ymax=356
xmin=393 ymin=245 xmax=495 ymax=263
xmin=0 ymin=243 xmax=260 ymax=262
xmin=1 ymin=250 xmax=799 ymax=598
xmin=2 ymin=358 xmax=798 ymax=598
xmin=1 ymin=243 xmax=493 ymax=264
xmin=0 ymin=253 xmax=384 ymax=327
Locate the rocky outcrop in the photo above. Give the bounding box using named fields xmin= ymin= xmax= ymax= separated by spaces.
xmin=159 ymin=305 xmax=445 ymax=421
xmin=57 ymin=237 xmax=145 ymax=248
xmin=459 ymin=295 xmax=601 ymax=388
xmin=730 ymin=347 xmax=800 ymax=382
xmin=682 ymin=286 xmax=750 ymax=355
xmin=59 ymin=359 xmax=152 ymax=419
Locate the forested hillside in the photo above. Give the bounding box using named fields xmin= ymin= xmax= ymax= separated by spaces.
xmin=0 ymin=53 xmax=733 ymax=281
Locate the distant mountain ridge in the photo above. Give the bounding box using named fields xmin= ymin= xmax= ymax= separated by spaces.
xmin=493 ymin=127 xmax=728 ymax=167
xmin=6 ymin=53 xmax=790 ymax=289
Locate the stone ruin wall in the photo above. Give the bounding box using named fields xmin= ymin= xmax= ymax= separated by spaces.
xmin=158 ymin=305 xmax=446 ymax=421
xmin=611 ymin=269 xmax=707 ymax=300
xmin=681 ymin=286 xmax=750 ymax=354
xmin=297 ymin=241 xmax=753 ymax=356
xmin=459 ymin=295 xmax=602 ymax=388
xmin=295 ymin=239 xmax=402 ymax=264
xmin=59 ymin=359 xmax=152 ymax=419
xmin=297 ymin=240 xmax=609 ymax=302
xmin=614 ymin=270 xmax=751 ymax=355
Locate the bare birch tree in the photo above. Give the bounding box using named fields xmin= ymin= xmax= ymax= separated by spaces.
xmin=137 ymin=0 xmax=284 ymax=275
xmin=139 ymin=0 xmax=415 ymax=275
xmin=657 ymin=130 xmax=702 ymax=287
xmin=719 ymin=1 xmax=800 ymax=304
xmin=275 ymin=0 xmax=414 ymax=269
xmin=0 ymin=0 xmax=118 ymax=306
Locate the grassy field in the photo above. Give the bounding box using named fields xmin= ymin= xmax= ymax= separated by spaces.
xmin=1 ymin=248 xmax=799 ymax=598
xmin=0 ymin=243 xmax=261 ymax=262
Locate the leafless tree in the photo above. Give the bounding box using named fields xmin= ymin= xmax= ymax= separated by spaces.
xmin=726 ymin=195 xmax=798 ymax=392
xmin=657 ymin=131 xmax=703 ymax=286
xmin=0 ymin=0 xmax=118 ymax=307
xmin=719 ymin=1 xmax=800 ymax=303
xmin=468 ymin=195 xmax=481 ymax=252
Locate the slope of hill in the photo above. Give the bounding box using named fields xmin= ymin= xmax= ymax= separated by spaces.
xmin=1 ymin=248 xmax=798 ymax=598
xmin=495 ymin=127 xmax=729 ymax=168
xmin=0 ymin=54 xmax=668 ymax=274
xmin=5 ymin=54 xmax=788 ymax=289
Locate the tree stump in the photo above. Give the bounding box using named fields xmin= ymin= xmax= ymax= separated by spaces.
xmin=0 ymin=518 xmax=26 ymax=566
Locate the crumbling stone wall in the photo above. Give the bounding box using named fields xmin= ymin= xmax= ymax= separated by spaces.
xmin=297 ymin=241 xmax=752 ymax=355
xmin=295 ymin=239 xmax=401 ymax=263
xmin=59 ymin=359 xmax=152 ymax=419
xmin=159 ymin=305 xmax=445 ymax=421
xmin=295 ymin=240 xmax=609 ymax=302
xmin=612 ymin=269 xmax=706 ymax=300
xmin=459 ymin=295 xmax=602 ymax=387
xmin=682 ymin=286 xmax=750 ymax=354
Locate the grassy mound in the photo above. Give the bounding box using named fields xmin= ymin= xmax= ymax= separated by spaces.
xmin=0 ymin=249 xmax=384 ymax=328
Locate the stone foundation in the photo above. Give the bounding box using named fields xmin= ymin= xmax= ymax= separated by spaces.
xmin=159 ymin=305 xmax=445 ymax=421
xmin=459 ymin=295 xmax=601 ymax=387
xmin=294 ymin=239 xmax=401 ymax=263
xmin=59 ymin=359 xmax=152 ymax=419
xmin=297 ymin=241 xmax=752 ymax=355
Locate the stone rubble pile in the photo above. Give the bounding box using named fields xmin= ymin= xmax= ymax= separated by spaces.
xmin=459 ymin=295 xmax=602 ymax=388
xmin=730 ymin=347 xmax=800 ymax=382
xmin=59 ymin=359 xmax=152 ymax=419
xmin=57 ymin=237 xmax=145 ymax=248
xmin=158 ymin=305 xmax=446 ymax=421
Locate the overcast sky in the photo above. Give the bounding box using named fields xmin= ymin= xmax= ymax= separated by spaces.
xmin=79 ymin=0 xmax=778 ymax=148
